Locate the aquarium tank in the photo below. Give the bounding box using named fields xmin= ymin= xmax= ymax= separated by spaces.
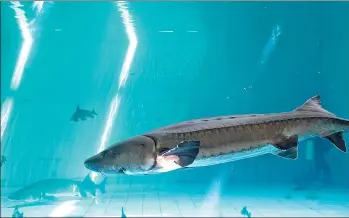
xmin=1 ymin=1 xmax=349 ymax=217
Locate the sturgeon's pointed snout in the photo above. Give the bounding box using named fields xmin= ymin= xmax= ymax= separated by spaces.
xmin=84 ymin=154 xmax=103 ymax=172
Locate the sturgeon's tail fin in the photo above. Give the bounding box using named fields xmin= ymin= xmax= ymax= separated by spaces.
xmin=295 ymin=95 xmax=347 ymax=153
xmin=79 ymin=174 xmax=97 ymax=197
xmin=96 ymin=177 xmax=107 ymax=194
xmin=78 ymin=174 xmax=93 ymax=197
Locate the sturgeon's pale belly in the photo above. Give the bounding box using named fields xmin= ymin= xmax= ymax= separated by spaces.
xmin=188 ymin=145 xmax=278 ymax=168
xmin=187 ymin=135 xmax=315 ymax=168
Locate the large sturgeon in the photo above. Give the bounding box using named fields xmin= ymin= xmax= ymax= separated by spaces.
xmin=7 ymin=175 xmax=106 ymax=202
xmin=84 ymin=95 xmax=348 ymax=175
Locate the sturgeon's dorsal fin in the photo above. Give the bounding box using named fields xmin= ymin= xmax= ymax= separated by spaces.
xmin=294 ymin=95 xmax=335 ymax=116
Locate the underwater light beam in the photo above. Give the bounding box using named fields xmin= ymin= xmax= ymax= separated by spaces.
xmin=1 ymin=98 xmax=14 ymax=143
xmin=2 ymin=2 xmax=36 ymax=146
xmin=199 ymin=178 xmax=222 ymax=216
xmin=259 ymin=24 xmax=282 ymax=66
xmin=49 ymin=200 xmax=78 ymax=217
xmin=10 ymin=2 xmax=34 ymax=91
xmin=98 ymin=95 xmax=122 ymax=154
xmin=199 ymin=168 xmax=233 ymax=217
xmin=116 ymin=1 xmax=138 ymax=89
xmin=32 ymin=1 xmax=44 ymax=15
xmin=91 ymin=1 xmax=138 ymax=182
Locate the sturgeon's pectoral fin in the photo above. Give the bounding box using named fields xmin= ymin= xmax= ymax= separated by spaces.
xmin=272 ymin=135 xmax=299 ymax=150
xmin=161 ymin=140 xmax=200 ymax=167
xmin=322 ymin=131 xmax=346 ymax=152
xmin=274 ymin=147 xmax=298 ymax=160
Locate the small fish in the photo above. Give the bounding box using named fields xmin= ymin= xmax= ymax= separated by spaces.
xmin=241 ymin=206 xmax=251 ymax=218
xmin=70 ymin=105 xmax=98 ymax=122
xmin=1 ymin=155 xmax=7 ymax=167
xmin=84 ymin=95 xmax=348 ymax=175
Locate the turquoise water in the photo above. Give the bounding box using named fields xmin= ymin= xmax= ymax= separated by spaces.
xmin=1 ymin=1 xmax=349 ymax=217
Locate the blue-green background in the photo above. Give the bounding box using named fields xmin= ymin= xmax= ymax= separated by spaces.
xmin=1 ymin=2 xmax=349 ymax=188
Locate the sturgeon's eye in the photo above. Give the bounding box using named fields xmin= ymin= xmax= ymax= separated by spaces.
xmin=101 ymin=151 xmax=107 ymax=158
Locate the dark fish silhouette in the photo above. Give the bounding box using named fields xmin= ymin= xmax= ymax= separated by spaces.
xmin=1 ymin=155 xmax=7 ymax=167
xmin=7 ymin=174 xmax=106 ymax=202
xmin=241 ymin=206 xmax=251 ymax=218
xmin=70 ymin=105 xmax=98 ymax=122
